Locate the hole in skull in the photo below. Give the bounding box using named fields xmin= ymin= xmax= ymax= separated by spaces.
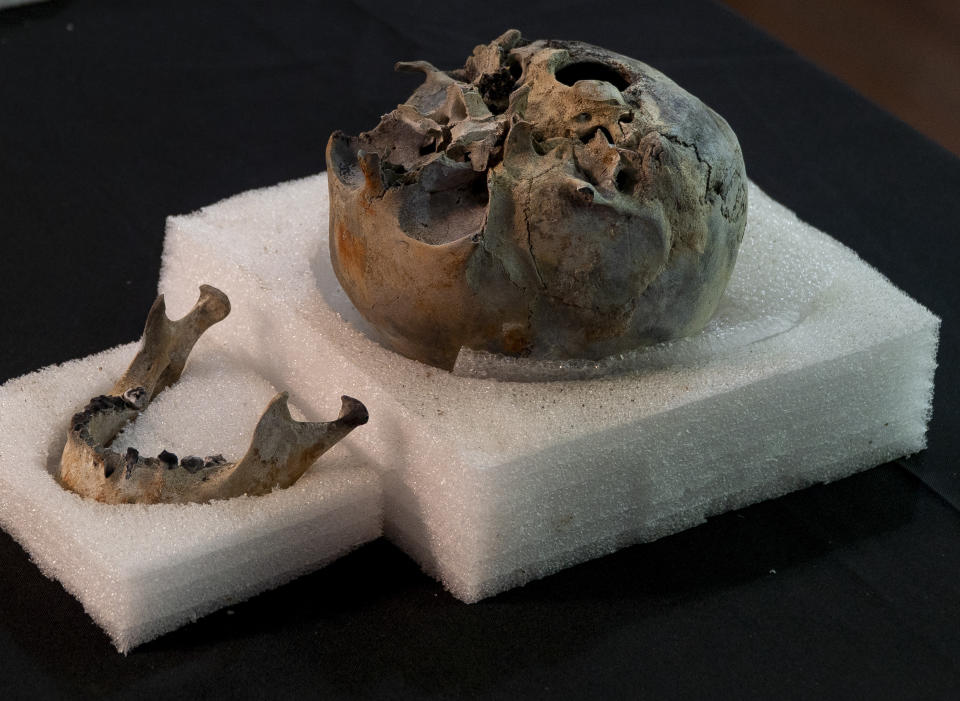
xmin=438 ymin=126 xmax=452 ymax=152
xmin=580 ymin=125 xmax=614 ymax=144
xmin=618 ymin=111 xmax=634 ymax=123
xmin=616 ymin=167 xmax=639 ymax=193
xmin=555 ymin=61 xmax=630 ymax=91
xmin=531 ymin=133 xmax=549 ymax=156
xmin=478 ymin=67 xmax=517 ymax=114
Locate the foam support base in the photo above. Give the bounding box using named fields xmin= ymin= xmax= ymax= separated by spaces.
xmin=0 ymin=173 xmax=938 ymax=651
xmin=160 ymin=173 xmax=937 ymax=602
xmin=0 ymin=344 xmax=382 ymax=652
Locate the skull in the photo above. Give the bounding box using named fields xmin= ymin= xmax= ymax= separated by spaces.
xmin=326 ymin=30 xmax=747 ymax=370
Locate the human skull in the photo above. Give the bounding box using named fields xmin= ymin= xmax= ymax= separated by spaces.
xmin=326 ymin=30 xmax=747 ymax=370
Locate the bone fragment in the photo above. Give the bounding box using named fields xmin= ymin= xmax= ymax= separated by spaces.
xmin=57 ymin=285 xmax=368 ymax=504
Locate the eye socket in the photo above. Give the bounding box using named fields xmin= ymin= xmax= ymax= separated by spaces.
xmin=555 ymin=61 xmax=630 ymax=91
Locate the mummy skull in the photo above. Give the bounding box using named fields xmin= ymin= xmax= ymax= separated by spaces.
xmin=58 ymin=285 xmax=369 ymax=504
xmin=327 ymin=30 xmax=748 ymax=370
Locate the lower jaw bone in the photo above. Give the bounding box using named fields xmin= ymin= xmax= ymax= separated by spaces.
xmin=57 ymin=285 xmax=369 ymax=505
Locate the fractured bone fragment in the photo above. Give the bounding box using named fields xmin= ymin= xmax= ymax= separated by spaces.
xmin=327 ymin=30 xmax=748 ymax=369
xmin=57 ymin=285 xmax=369 ymax=504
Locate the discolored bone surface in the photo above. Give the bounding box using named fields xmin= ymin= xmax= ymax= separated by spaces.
xmin=327 ymin=30 xmax=748 ymax=370
xmin=57 ymin=285 xmax=369 ymax=504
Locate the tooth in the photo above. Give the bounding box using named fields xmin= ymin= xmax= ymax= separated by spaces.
xmin=57 ymin=285 xmax=369 ymax=504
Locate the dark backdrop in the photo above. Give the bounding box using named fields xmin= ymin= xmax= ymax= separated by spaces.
xmin=1 ymin=1 xmax=958 ymax=698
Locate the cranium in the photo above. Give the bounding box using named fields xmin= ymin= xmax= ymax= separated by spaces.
xmin=58 ymin=285 xmax=369 ymax=504
xmin=326 ymin=30 xmax=747 ymax=370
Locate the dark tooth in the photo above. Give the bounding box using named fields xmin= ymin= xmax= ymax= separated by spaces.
xmin=180 ymin=456 xmax=204 ymax=473
xmin=87 ymin=395 xmax=111 ymax=412
xmin=71 ymin=412 xmax=88 ymax=431
xmin=203 ymin=454 xmax=226 ymax=467
xmin=84 ymin=394 xmax=127 ymax=414
xmin=104 ymin=456 xmax=117 ymax=479
xmin=124 ymin=447 xmax=140 ymax=479
xmin=84 ymin=394 xmax=128 ymax=414
xmin=158 ymin=450 xmax=178 ymax=468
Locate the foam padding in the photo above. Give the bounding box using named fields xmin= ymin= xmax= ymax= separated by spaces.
xmin=0 ymin=341 xmax=382 ymax=652
xmin=160 ymin=173 xmax=938 ymax=602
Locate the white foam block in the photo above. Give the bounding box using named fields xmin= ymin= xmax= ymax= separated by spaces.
xmin=158 ymin=172 xmax=939 ymax=603
xmin=0 ymin=340 xmax=382 ymax=652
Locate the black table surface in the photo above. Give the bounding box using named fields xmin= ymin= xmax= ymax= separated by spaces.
xmin=1 ymin=1 xmax=958 ymax=698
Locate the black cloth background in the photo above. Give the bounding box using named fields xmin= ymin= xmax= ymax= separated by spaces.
xmin=1 ymin=1 xmax=958 ymax=698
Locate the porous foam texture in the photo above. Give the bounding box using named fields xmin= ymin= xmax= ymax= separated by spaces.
xmin=0 ymin=172 xmax=938 ymax=651
xmin=0 ymin=340 xmax=382 ymax=652
xmin=158 ymin=172 xmax=938 ymax=603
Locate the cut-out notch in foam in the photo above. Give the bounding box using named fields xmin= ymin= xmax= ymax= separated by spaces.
xmin=159 ymin=172 xmax=938 ymax=603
